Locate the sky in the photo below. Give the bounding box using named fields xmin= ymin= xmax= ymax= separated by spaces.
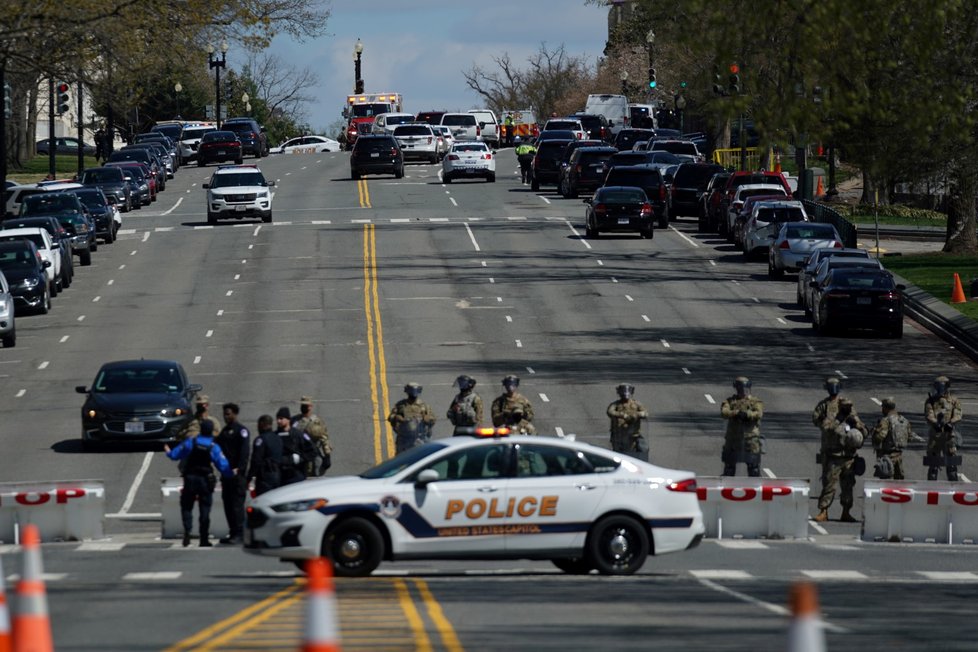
xmin=265 ymin=0 xmax=610 ymax=133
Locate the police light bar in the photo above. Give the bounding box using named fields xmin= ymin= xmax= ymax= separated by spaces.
xmin=475 ymin=427 xmax=510 ymax=437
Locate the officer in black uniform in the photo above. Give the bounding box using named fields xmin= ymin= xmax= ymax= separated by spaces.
xmin=165 ymin=420 xmax=233 ymax=547
xmin=216 ymin=402 xmax=250 ymax=545
xmin=248 ymin=414 xmax=284 ymax=496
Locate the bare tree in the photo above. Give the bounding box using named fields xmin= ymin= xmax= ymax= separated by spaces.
xmin=244 ymin=52 xmax=319 ymax=123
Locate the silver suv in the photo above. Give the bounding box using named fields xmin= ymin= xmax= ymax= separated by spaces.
xmin=203 ymin=165 xmax=275 ymax=224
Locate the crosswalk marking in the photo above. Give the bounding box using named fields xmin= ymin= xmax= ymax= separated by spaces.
xmin=802 ymin=570 xmax=867 ymax=580
xmin=916 ymin=571 xmax=978 ymax=581
xmin=690 ymin=570 xmax=753 ymax=579
xmin=715 ymin=541 xmax=769 ymax=549
xmin=76 ymin=542 xmax=126 ymax=552
xmin=123 ymin=572 xmax=182 ymax=580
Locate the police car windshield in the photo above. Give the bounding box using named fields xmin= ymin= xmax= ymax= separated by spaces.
xmin=359 ymin=442 xmax=447 ymax=479
xmin=210 ymin=173 xmax=266 ymax=188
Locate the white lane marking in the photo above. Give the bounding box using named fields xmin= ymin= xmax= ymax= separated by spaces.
xmin=564 ymin=220 xmax=591 ymax=249
xmin=625 ymin=295 xmax=634 ymax=302
xmin=506 ymin=316 xmax=513 ymax=322
xmin=960 ymin=473 xmax=972 ymax=482
xmin=776 ymin=318 xmax=787 ymax=325
xmin=696 ymin=579 xmax=850 ymax=635
xmin=481 ymin=261 xmax=487 ymax=267
xmin=193 ymin=225 xmax=213 ymax=230
xmin=248 ymin=244 xmax=253 ymax=250
xmin=225 ymin=290 xmax=233 ymax=297
xmin=311 ymin=220 xmax=332 ymax=225
xmin=390 ymin=218 xmax=410 ymax=223
xmin=77 ymin=315 xmax=85 ymax=321
xmin=807 ymin=344 xmax=815 ymax=352
xmin=59 ymin=336 xmax=69 ymax=343
xmin=130 ymin=250 xmax=138 ymax=256
xmin=539 ymin=394 xmax=550 ymax=403
xmin=870 ymin=397 xmax=882 ymax=406
xmin=716 ymin=541 xmax=769 ymax=549
xmin=642 ymin=315 xmax=650 ymax=322
xmin=430 ymin=218 xmax=449 ymax=222
xmin=93 ymin=296 xmax=101 ymax=302
xmin=119 ymin=451 xmax=154 ymax=515
xmin=763 ymin=468 xmax=777 ymax=478
xmin=515 ymin=339 xmax=523 ymax=348
xmin=77 ymin=542 xmax=125 ymax=552
xmin=555 ymin=427 xmax=565 ymax=438
xmin=661 ymin=339 xmax=670 ymax=348
xmin=118 ymin=264 xmax=126 ymax=270
xmin=234 ymin=274 xmax=240 ymax=280
xmin=540 ymin=196 xmax=551 ymax=204
xmin=107 ymin=279 xmax=114 ymax=286
xmin=682 ymin=368 xmax=691 ymax=375
xmin=731 ymin=280 xmax=740 ymax=285
xmin=253 ymin=225 xmax=262 ymax=237
xmin=118 ymin=229 xmax=136 ymax=235
xmin=242 ymin=259 xmax=247 ymax=264
xmin=205 ymin=330 xmax=213 ymax=338
xmin=704 ymin=394 xmax=716 ymax=404
xmin=15 ymin=389 xmax=25 ymax=398
xmin=611 ymin=277 xmax=618 ymax=283
xmin=140 ymin=231 xmax=150 ymax=243
xmin=193 ymin=356 xmax=201 ymax=364
xmin=709 ymin=260 xmax=717 ymax=266
xmin=352 ymin=219 xmax=371 ymax=224
xmin=596 ymin=260 xmax=603 ymax=266
xmin=449 ymin=197 xmax=458 ymax=207
xmin=752 ymin=297 xmax=760 ymax=303
xmin=802 ymin=570 xmax=867 ymax=580
xmin=217 ymin=309 xmax=224 ymax=316
xmin=37 ymin=361 xmax=49 ymax=370
xmin=445 ymin=190 xmax=450 ymax=195
xmin=834 ymin=370 xmax=848 ymax=379
xmin=124 ymin=572 xmax=182 ymax=580
xmin=464 ymin=223 xmax=481 ymax=251
xmin=496 ymin=297 xmax=502 ymax=302
xmin=507 ymin=216 xmax=527 ymax=221
xmin=669 ymin=226 xmax=699 ymax=247
xmin=155 ymin=227 xmax=174 ymax=232
xmin=691 ymin=570 xmax=753 ymax=579
xmin=808 ymin=520 xmax=829 ymax=535
xmin=916 ymin=572 xmax=978 ymax=581
xmin=4 ymin=574 xmax=66 ymax=582
xmin=526 ymin=367 xmax=535 ymax=374
xmin=489 ymin=277 xmax=495 ymax=284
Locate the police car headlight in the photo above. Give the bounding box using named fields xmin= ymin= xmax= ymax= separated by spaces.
xmin=271 ymin=498 xmax=328 ymax=513
xmin=257 ymin=191 xmax=269 ymax=198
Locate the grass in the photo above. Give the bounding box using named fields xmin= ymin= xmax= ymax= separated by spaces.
xmin=7 ymin=155 xmax=100 ymax=184
xmin=881 ymin=253 xmax=978 ymax=320
xmin=851 ymin=214 xmax=948 ymax=228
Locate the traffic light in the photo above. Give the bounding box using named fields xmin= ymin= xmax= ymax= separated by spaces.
xmin=713 ymin=65 xmax=724 ymax=95
xmin=647 ymin=67 xmax=657 ymax=89
xmin=354 ymin=78 xmax=364 ymax=94
xmin=56 ymin=82 xmax=70 ymax=115
xmin=680 ymin=80 xmax=687 ymax=89
xmin=3 ymin=82 xmax=11 ymax=119
xmin=728 ymin=63 xmax=741 ymax=95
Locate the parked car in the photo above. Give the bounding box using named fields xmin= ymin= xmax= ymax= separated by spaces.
xmin=19 ymin=192 xmax=96 ymax=266
xmin=571 ymin=113 xmax=612 ymax=141
xmin=196 ymin=131 xmax=243 ymax=166
xmin=392 ymin=124 xmax=439 ymax=163
xmin=350 ymin=134 xmax=404 ymax=179
xmin=741 ymin=201 xmax=808 ymax=259
xmin=0 ymin=240 xmax=51 ymax=314
xmin=0 ymin=227 xmax=61 ymax=296
xmin=602 ymin=165 xmax=669 ymax=228
xmin=440 ymin=113 xmax=482 ymax=142
xmin=670 ymin=163 xmax=724 ymax=219
xmin=769 ymin=222 xmax=842 ymax=278
xmin=178 ymin=124 xmax=217 ymax=162
xmin=135 ymin=133 xmax=179 ymax=174
xmin=796 ymin=248 xmax=871 ymax=310
xmin=4 ymin=184 xmax=46 ymax=220
xmin=270 ymin=135 xmax=341 ymax=154
xmin=804 ymin=255 xmax=881 ymax=315
xmin=0 ymin=216 xmax=73 ymax=290
xmin=78 ymin=167 xmax=132 ymax=213
xmin=104 ymin=163 xmax=151 ymax=207
xmin=71 ymin=187 xmax=118 ymax=244
xmin=733 ymin=194 xmax=796 ymax=247
xmin=603 ymin=151 xmax=659 ymax=173
xmin=810 ymin=268 xmax=904 ymax=338
xmin=0 ymin=270 xmax=15 ymax=347
xmin=585 ymin=186 xmax=654 ymax=239
xmin=467 ymin=109 xmax=500 ymax=148
xmin=221 ymin=117 xmax=269 ymax=158
xmin=442 ymin=141 xmax=496 ymax=183
xmin=699 ymin=171 xmax=732 ymax=232
xmin=36 ymin=137 xmax=96 ymax=156
xmin=373 ymin=113 xmax=417 ymax=135
xmin=529 ymin=139 xmax=573 ymax=190
xmin=717 ymin=171 xmax=793 ymax=236
xmin=431 ymin=125 xmax=454 ymax=161
xmin=127 ymin=141 xmax=173 ymax=179
xmin=726 ymin=184 xmax=788 ymax=239
xmin=649 ymin=140 xmax=704 ymax=163
xmin=107 ymin=148 xmax=163 ymax=189
xmin=560 ymin=146 xmax=618 ymax=198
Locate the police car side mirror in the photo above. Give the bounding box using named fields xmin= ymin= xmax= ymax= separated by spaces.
xmin=75 ymin=385 xmax=88 ymax=394
xmin=202 ymin=183 xmax=210 ymax=189
xmin=415 ymin=469 xmax=439 ymax=488
xmin=266 ymin=180 xmax=276 ymax=187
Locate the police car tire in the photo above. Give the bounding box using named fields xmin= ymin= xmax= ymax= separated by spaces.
xmin=587 ymin=515 xmax=649 ymax=576
xmin=324 ymin=516 xmax=384 ymax=577
xmin=551 ymin=558 xmax=594 ymax=575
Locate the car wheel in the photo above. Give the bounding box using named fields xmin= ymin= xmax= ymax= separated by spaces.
xmin=642 ymin=227 xmax=654 ymax=239
xmin=429 ymin=154 xmax=438 ymax=164
xmin=487 ymin=173 xmax=495 ymax=183
xmin=207 ymin=212 xmax=217 ymax=225
xmin=60 ymin=268 xmax=70 ymax=290
xmin=394 ymin=165 xmax=404 ymax=179
xmin=531 ymin=178 xmax=540 ymax=191
xmin=49 ymin=279 xmax=58 ymax=298
xmin=552 ymin=558 xmax=594 ymax=575
xmin=796 ymin=289 xmax=805 ymax=307
xmin=890 ymin=323 xmax=904 ymax=339
xmin=255 ymin=150 xmax=262 ymax=160
xmin=197 ymin=160 xmax=205 ymax=167
xmin=80 ymin=437 xmax=99 ymax=452
xmin=351 ymin=170 xmax=360 ymax=180
xmin=90 ymin=241 xmax=98 ymax=252
xmin=262 ymin=212 xmax=272 ymax=224
xmin=235 ymin=157 xmax=243 ymax=165
xmin=767 ymin=261 xmax=782 ymax=279
xmin=1 ymin=328 xmax=15 ymax=348
xmin=444 ymin=174 xmax=452 ymax=184
xmin=658 ymin=215 xmax=668 ymax=229
xmin=37 ymin=288 xmax=50 ymax=315
xmin=323 ymin=516 xmax=384 ymax=577
xmin=80 ymin=251 xmax=92 ymax=267
xmin=697 ymin=217 xmax=706 ymax=233
xmin=587 ymin=515 xmax=649 ymax=576
xmin=567 ymin=185 xmax=578 ymax=199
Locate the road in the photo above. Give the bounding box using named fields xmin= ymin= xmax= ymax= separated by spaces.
xmin=1 ymin=150 xmax=976 ymax=650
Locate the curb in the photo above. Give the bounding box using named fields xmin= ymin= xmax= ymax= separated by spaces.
xmin=891 ymin=271 xmax=978 ymax=363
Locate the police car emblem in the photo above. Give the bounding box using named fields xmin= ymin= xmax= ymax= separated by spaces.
xmin=379 ymin=495 xmax=401 ymax=518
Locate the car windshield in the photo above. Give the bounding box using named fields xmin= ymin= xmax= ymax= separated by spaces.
xmin=21 ymin=194 xmax=78 ymax=215
xmin=733 ymin=174 xmax=782 ymax=189
xmin=73 ymin=191 xmax=107 ymax=208
xmin=598 ymin=189 xmax=646 ymax=203
xmin=183 ymin=128 xmax=215 ymax=140
xmin=152 ymin=125 xmax=183 ymax=140
xmin=615 ymin=130 xmax=655 ymax=149
xmin=351 ymin=103 xmax=391 ymax=118
xmin=674 ymin=165 xmax=722 ymax=185
xmin=0 ymin=248 xmax=35 ymax=267
xmin=202 ymin=132 xmax=237 ymax=143
xmin=387 ymin=116 xmax=414 ymax=126
xmin=223 ymin=123 xmax=255 ymax=134
xmin=81 ymin=169 xmax=123 ymax=184
xmin=442 ymin=115 xmax=476 ymax=127
xmin=607 ymin=170 xmax=657 ymax=186
xmin=740 ymin=188 xmax=786 ymax=200
xmin=547 ymin=121 xmax=580 ymax=130
xmin=647 ymin=151 xmax=681 ymax=164
xmin=756 ymin=207 xmax=804 ymax=223
xmin=394 ymin=126 xmax=431 ymax=136
xmin=92 ymin=365 xmax=185 ymax=393
xmin=0 ymin=234 xmax=43 ymax=248
xmin=653 ymin=142 xmax=698 ymax=155
xmin=786 ymin=225 xmax=836 ymax=239
xmin=210 ymin=173 xmax=266 ymax=188
xmin=359 ymin=442 xmax=448 ymax=479
xmin=453 ymin=144 xmax=488 ymax=153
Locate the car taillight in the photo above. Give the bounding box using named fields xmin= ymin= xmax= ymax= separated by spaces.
xmin=576 ymin=133 xmax=583 ymax=139
xmin=832 ymin=241 xmax=843 ymax=248
xmin=659 ymin=185 xmax=666 ymax=201
xmin=667 ymin=478 xmax=697 ymax=493
xmin=778 ymin=240 xmax=790 ymax=249
xmin=391 ymin=148 xmax=398 ymax=156
xmin=882 ymin=292 xmax=900 ymax=301
xmin=476 ymin=126 xmax=481 ymax=136
xmin=447 ymin=154 xmax=460 ymax=161
xmin=575 ymin=165 xmax=582 ymax=174
xmin=593 ymin=204 xmax=607 ymax=216
xmin=640 ymin=203 xmax=652 ymax=216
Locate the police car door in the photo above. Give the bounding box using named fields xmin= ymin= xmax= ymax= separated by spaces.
xmin=505 ymin=442 xmax=608 ymax=554
xmin=395 ymin=442 xmax=511 ymax=556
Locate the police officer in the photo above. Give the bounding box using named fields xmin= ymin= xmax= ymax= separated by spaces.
xmin=871 ymin=398 xmax=919 ymax=480
xmin=388 ymin=382 xmax=436 ymax=453
xmin=515 ymin=137 xmax=537 ymax=184
xmin=925 ymin=375 xmax=963 ymax=481
xmin=720 ymin=377 xmax=764 ymax=477
xmin=607 ymin=384 xmax=650 ymax=461
xmin=216 ymin=403 xmax=250 ymax=545
xmin=447 ymin=375 xmax=483 ymax=435
xmin=814 ymin=393 xmax=867 ymax=523
xmin=275 ymin=407 xmax=316 ymax=485
xmin=165 ymin=420 xmax=232 ymax=547
xmin=247 ymin=415 xmax=283 ymax=496
xmin=179 ymin=394 xmax=221 ymax=442
xmin=491 ymin=375 xmax=537 ymax=434
xmin=292 ymin=396 xmax=331 ymax=476
xmin=504 ymin=114 xmax=515 ymax=147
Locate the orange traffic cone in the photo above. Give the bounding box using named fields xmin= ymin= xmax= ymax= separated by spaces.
xmin=815 ymin=175 xmax=825 ymax=197
xmin=302 ymin=558 xmax=340 ymax=652
xmin=0 ymin=553 xmax=12 ymax=652
xmin=12 ymin=525 xmax=52 ymax=652
xmin=951 ymin=273 xmax=967 ymax=304
xmin=787 ymin=582 xmax=826 ymax=652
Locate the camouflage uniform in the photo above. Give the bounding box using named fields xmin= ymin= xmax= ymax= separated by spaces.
xmin=178 ymin=394 xmax=220 ymax=442
xmin=608 ymin=392 xmax=649 ymax=461
xmin=448 ymin=390 xmax=484 ymax=435
xmin=388 ymin=397 xmax=436 ymax=453
xmin=720 ymin=381 xmax=764 ymax=477
xmin=925 ymin=377 xmax=963 ymax=481
xmin=871 ymin=398 xmax=916 ymax=480
xmin=814 ymin=394 xmax=867 ymax=522
xmin=491 ymin=392 xmax=536 ymax=434
xmin=293 ymin=397 xmax=332 ymax=477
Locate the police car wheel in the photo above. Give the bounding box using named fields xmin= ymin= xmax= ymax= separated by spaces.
xmin=587 ymin=515 xmax=649 ymax=576
xmin=551 ymin=558 xmax=594 ymax=575
xmin=324 ymin=516 xmax=384 ymax=577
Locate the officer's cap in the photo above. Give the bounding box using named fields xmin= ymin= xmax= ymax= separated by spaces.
xmin=195 ymin=394 xmax=210 ymax=405
xmin=616 ymin=383 xmax=635 ymax=394
xmin=199 ymin=420 xmax=215 ymax=436
xmin=734 ymin=376 xmax=750 ymax=384
xmin=404 ymin=382 xmax=422 ymax=394
xmin=276 ymin=406 xmax=291 ymax=420
xmin=881 ymin=397 xmax=896 ymax=410
xmin=300 ymin=395 xmax=314 ymax=405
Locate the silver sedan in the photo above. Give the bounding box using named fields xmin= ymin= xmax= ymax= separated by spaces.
xmin=768 ymin=222 xmax=842 ymax=279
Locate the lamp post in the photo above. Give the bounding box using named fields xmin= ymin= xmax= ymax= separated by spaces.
xmin=173 ymin=82 xmax=182 ymax=119
xmin=208 ymin=40 xmax=228 ymax=127
xmin=620 ymin=69 xmax=629 ymax=96
xmin=353 ymin=38 xmax=364 ymax=94
xmin=241 ymin=92 xmax=249 ymax=115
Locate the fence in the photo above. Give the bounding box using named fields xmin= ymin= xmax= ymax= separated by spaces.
xmin=802 ymin=199 xmax=858 ymax=248
xmin=712 ymin=147 xmax=764 ymax=171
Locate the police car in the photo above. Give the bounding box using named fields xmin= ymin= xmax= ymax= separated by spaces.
xmin=202 ymin=165 xmax=275 ymax=224
xmin=244 ymin=430 xmax=704 ymax=576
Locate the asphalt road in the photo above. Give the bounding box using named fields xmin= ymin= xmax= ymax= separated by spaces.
xmin=1 ymin=149 xmax=976 ymax=650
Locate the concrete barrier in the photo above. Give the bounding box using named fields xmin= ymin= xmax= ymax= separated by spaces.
xmin=161 ymin=477 xmax=229 ymax=539
xmin=862 ymin=480 xmax=978 ymax=544
xmin=0 ymin=480 xmax=104 ymax=542
xmin=697 ymin=477 xmax=810 ymax=540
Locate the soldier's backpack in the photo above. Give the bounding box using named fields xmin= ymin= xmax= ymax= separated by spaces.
xmin=307 ymin=438 xmax=331 ymax=477
xmin=874 ymin=455 xmax=894 ymax=479
xmin=451 ymin=393 xmax=478 ymax=426
xmin=886 ymin=414 xmax=912 ymax=449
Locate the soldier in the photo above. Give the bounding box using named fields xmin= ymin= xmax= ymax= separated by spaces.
xmin=291 ymin=396 xmax=331 ymax=476
xmin=491 ymin=375 xmax=537 ymax=435
xmin=814 ymin=392 xmax=867 ymax=523
xmin=720 ymin=377 xmax=764 ymax=477
xmin=871 ymin=398 xmax=918 ymax=480
xmin=178 ymin=394 xmax=221 ymax=442
xmin=607 ymin=384 xmax=650 ymax=461
xmin=388 ymin=382 xmax=437 ymax=453
xmin=925 ymin=376 xmax=963 ymax=481
xmin=447 ymin=375 xmax=484 ymax=435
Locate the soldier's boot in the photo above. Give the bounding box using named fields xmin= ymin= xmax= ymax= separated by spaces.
xmin=182 ymin=531 xmax=191 ymax=548
xmin=813 ymin=510 xmax=829 ymax=522
xmin=947 ymin=466 xmax=960 ymax=482
xmin=721 ymin=463 xmax=736 ymax=476
xmin=746 ymin=464 xmax=761 ymax=478
xmin=840 ymin=509 xmax=858 ymax=523
xmin=927 ymin=466 xmax=939 ymax=481
xmin=199 ymin=529 xmax=212 ymax=547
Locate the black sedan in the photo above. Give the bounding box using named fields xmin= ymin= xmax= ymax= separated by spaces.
xmin=0 ymin=240 xmax=52 ymax=314
xmin=36 ymin=137 xmax=96 ymax=156
xmin=810 ymin=268 xmax=904 ymax=338
xmin=584 ymin=186 xmax=654 ymax=239
xmin=76 ymin=360 xmax=203 ymax=450
xmin=197 ymin=131 xmax=243 ymax=166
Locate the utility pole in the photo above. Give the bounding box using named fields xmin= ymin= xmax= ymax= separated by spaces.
xmin=48 ymin=78 xmax=55 ymax=179
xmin=0 ymin=65 xmax=7 ymax=185
xmin=77 ymin=78 xmax=84 ymax=176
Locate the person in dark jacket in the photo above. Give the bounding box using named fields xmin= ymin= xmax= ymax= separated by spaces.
xmin=248 ymin=414 xmax=283 ymax=496
xmin=216 ymin=402 xmax=250 ymax=544
xmin=165 ymin=420 xmax=232 ymax=547
xmin=273 ymin=407 xmax=316 ymax=485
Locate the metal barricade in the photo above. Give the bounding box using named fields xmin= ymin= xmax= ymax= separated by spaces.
xmin=712 ymin=147 xmax=763 ymax=171
xmin=802 ymin=199 xmax=858 ymax=248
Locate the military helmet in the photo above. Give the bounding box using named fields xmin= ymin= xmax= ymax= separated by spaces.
xmin=195 ymin=394 xmax=210 ymax=406
xmin=454 ymin=375 xmax=476 ymax=391
xmin=881 ymin=397 xmax=897 ymax=411
xmin=733 ymin=376 xmax=751 ymax=391
xmin=404 ymin=382 xmax=423 ymax=398
xmin=824 ymin=377 xmax=842 ymax=396
xmin=615 ymin=383 xmax=635 ymax=398
xmin=838 ymin=397 xmax=853 ymax=408
xmin=502 ymin=374 xmax=520 ymax=388
xmin=933 ymin=376 xmax=950 ymax=394
xmin=513 ymin=136 xmax=522 ymax=144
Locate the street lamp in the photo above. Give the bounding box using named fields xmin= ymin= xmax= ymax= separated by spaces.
xmin=241 ymin=92 xmax=250 ymax=115
xmin=354 ymin=38 xmax=364 ymax=94
xmin=620 ymin=69 xmax=629 ymax=96
xmin=208 ymin=40 xmax=229 ymax=127
xmin=173 ymin=82 xmax=182 ymax=119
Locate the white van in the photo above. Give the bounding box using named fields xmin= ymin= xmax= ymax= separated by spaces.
xmin=373 ymin=112 xmax=416 ymax=135
xmin=467 ymin=109 xmax=499 ymax=148
xmin=584 ymin=94 xmax=629 ymax=135
xmin=440 ymin=113 xmax=481 ymax=142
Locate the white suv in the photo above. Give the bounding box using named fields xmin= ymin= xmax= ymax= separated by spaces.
xmin=203 ymin=165 xmax=275 ymax=224
xmin=392 ymin=124 xmax=439 ymax=163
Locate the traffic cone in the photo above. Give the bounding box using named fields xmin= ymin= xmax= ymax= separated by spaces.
xmin=951 ymin=273 xmax=967 ymax=304
xmin=787 ymin=582 xmax=826 ymax=652
xmin=815 ymin=175 xmax=825 ymax=197
xmin=0 ymin=554 xmax=12 ymax=652
xmin=12 ymin=525 xmax=52 ymax=652
xmin=302 ymin=557 xmax=340 ymax=652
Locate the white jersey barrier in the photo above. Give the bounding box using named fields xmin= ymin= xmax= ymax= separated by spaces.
xmin=0 ymin=480 xmax=105 ymax=542
xmin=697 ymin=477 xmax=810 ymax=540
xmin=863 ymin=480 xmax=978 ymax=544
xmin=161 ymin=477 xmax=229 ymax=539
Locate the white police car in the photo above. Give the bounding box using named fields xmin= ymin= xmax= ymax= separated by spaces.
xmin=244 ymin=430 xmax=704 ymax=576
xmin=202 ymin=165 xmax=275 ymax=224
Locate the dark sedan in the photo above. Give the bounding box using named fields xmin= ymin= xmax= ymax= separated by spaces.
xmin=584 ymin=186 xmax=654 ymax=239
xmin=0 ymin=216 xmax=73 ymax=289
xmin=529 ymin=139 xmax=573 ymax=190
xmin=71 ymin=187 xmax=116 ymax=244
xmin=36 ymin=137 xmax=96 ymax=156
xmin=810 ymin=268 xmax=904 ymax=338
xmin=197 ymin=131 xmax=243 ymax=166
xmin=0 ymin=240 xmax=51 ymax=314
xmin=76 ymin=360 xmax=203 ymax=450
xmin=79 ymin=167 xmax=132 ymax=212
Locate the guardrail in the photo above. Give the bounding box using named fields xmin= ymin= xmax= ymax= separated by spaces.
xmin=712 ymin=147 xmax=763 ymax=171
xmin=802 ymin=199 xmax=858 ymax=248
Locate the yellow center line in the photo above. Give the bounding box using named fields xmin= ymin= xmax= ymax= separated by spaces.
xmin=194 ymin=589 xmax=305 ymax=651
xmin=394 ymin=578 xmax=434 ymax=651
xmin=363 ymin=224 xmax=384 ymax=464
xmin=414 ymin=579 xmax=464 ymax=652
xmin=368 ymin=223 xmax=395 ymax=457
xmin=358 ymin=178 xmax=372 ymax=208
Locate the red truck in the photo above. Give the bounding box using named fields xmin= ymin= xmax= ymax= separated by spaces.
xmin=343 ymin=92 xmax=403 ymax=150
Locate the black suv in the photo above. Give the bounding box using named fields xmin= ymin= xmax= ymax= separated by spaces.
xmin=572 ymin=113 xmax=612 ymax=141
xmin=670 ymin=163 xmax=724 ymax=219
xmin=351 ymin=135 xmax=404 ymax=179
xmin=560 ymin=146 xmax=617 ymax=198
xmin=555 ymin=140 xmax=605 ymax=193
xmin=602 ymin=165 xmax=670 ymax=228
xmin=613 ymin=128 xmax=656 ymax=151
xmin=71 ymin=187 xmax=117 ymax=244
xmin=221 ymin=118 xmax=269 ymax=158
xmin=529 ymin=139 xmax=573 ymax=190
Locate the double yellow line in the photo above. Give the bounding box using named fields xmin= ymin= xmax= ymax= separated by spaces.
xmin=363 ymin=223 xmax=394 ymax=462
xmin=357 ymin=178 xmax=371 ymax=208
